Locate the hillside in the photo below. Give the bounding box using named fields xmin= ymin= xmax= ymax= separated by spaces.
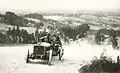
xmin=0 ymin=12 xmax=120 ymax=34
xmin=44 ymin=12 xmax=120 ymax=30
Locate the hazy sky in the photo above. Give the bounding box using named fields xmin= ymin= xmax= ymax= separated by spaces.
xmin=0 ymin=0 xmax=119 ymax=12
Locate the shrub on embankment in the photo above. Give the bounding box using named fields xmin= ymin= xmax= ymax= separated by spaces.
xmin=59 ymin=24 xmax=90 ymax=41
xmin=78 ymin=55 xmax=120 ymax=73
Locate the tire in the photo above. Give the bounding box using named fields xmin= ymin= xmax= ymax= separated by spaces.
xmin=59 ymin=49 xmax=64 ymax=61
xmin=26 ymin=50 xmax=29 ymax=63
xmin=48 ymin=49 xmax=52 ymax=65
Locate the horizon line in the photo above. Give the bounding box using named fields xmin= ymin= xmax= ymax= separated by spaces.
xmin=0 ymin=8 xmax=120 ymax=14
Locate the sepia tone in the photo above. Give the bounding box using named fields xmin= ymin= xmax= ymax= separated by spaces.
xmin=0 ymin=0 xmax=120 ymax=73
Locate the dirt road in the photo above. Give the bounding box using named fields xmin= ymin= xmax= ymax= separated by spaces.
xmin=0 ymin=39 xmax=119 ymax=73
xmin=0 ymin=45 xmax=81 ymax=73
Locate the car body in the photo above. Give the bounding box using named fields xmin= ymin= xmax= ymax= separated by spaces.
xmin=26 ymin=42 xmax=64 ymax=65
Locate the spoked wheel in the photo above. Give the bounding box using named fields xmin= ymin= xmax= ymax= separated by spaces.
xmin=26 ymin=49 xmax=30 ymax=63
xmin=59 ymin=48 xmax=64 ymax=61
xmin=48 ymin=49 xmax=52 ymax=65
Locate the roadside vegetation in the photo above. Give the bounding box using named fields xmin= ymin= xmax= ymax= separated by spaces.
xmin=79 ymin=53 xmax=120 ymax=73
xmin=0 ymin=11 xmax=120 ymax=73
xmin=0 ymin=12 xmax=28 ymax=26
xmin=59 ymin=24 xmax=90 ymax=41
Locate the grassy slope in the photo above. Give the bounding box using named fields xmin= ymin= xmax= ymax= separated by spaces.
xmin=0 ymin=12 xmax=120 ymax=34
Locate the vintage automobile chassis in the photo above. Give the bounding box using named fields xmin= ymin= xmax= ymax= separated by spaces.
xmin=26 ymin=44 xmax=64 ymax=65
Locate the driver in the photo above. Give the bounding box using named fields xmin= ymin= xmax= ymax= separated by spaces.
xmin=51 ymin=34 xmax=62 ymax=46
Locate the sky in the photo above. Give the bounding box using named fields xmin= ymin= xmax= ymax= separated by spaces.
xmin=0 ymin=0 xmax=119 ymax=13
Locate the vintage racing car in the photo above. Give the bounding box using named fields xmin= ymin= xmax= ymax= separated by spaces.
xmin=26 ymin=41 xmax=64 ymax=65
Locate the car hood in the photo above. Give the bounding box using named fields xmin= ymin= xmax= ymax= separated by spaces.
xmin=35 ymin=42 xmax=51 ymax=47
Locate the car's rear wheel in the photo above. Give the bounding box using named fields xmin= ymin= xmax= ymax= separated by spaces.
xmin=48 ymin=49 xmax=52 ymax=65
xmin=26 ymin=50 xmax=30 ymax=63
xmin=59 ymin=49 xmax=64 ymax=61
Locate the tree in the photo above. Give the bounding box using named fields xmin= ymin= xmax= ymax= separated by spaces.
xmin=4 ymin=11 xmax=28 ymax=26
xmin=59 ymin=24 xmax=90 ymax=40
xmin=95 ymin=28 xmax=116 ymax=45
xmin=74 ymin=24 xmax=90 ymax=38
xmin=4 ymin=12 xmax=17 ymax=25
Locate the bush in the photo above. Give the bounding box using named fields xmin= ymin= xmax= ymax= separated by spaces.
xmin=59 ymin=24 xmax=90 ymax=40
xmin=95 ymin=28 xmax=116 ymax=45
xmin=79 ymin=54 xmax=119 ymax=73
xmin=4 ymin=11 xmax=28 ymax=26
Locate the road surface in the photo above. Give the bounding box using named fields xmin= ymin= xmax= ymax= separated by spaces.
xmin=0 ymin=39 xmax=119 ymax=73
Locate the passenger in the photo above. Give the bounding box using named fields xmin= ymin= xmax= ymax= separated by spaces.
xmin=52 ymin=34 xmax=62 ymax=46
xmin=40 ymin=35 xmax=47 ymax=42
xmin=38 ymin=31 xmax=42 ymax=42
xmin=42 ymin=29 xmax=47 ymax=37
xmin=50 ymin=34 xmax=62 ymax=53
xmin=46 ymin=33 xmax=52 ymax=44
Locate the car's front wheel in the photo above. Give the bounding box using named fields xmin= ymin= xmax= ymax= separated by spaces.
xmin=26 ymin=49 xmax=30 ymax=63
xmin=48 ymin=49 xmax=52 ymax=65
